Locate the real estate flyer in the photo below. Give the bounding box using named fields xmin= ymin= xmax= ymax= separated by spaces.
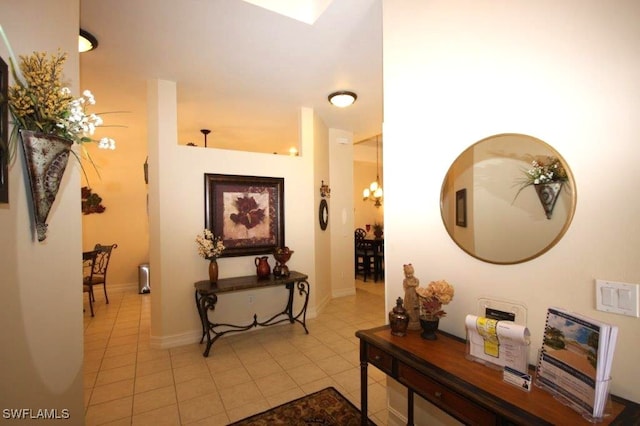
xmin=536 ymin=307 xmax=618 ymax=419
xmin=465 ymin=314 xmax=530 ymax=373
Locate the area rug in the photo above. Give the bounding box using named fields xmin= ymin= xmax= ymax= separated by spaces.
xmin=228 ymin=387 xmax=376 ymax=426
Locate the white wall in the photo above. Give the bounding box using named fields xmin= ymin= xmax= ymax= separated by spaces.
xmin=329 ymin=128 xmax=356 ymax=298
xmin=383 ymin=0 xmax=640 ymax=422
xmin=0 ymin=0 xmax=84 ymax=420
xmin=147 ymin=81 xmax=324 ymax=347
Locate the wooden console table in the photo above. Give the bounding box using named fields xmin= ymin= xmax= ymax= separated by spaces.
xmin=194 ymin=271 xmax=310 ymax=357
xmin=356 ymin=326 xmax=640 ymax=425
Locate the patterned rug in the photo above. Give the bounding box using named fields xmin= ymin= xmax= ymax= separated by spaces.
xmin=228 ymin=387 xmax=376 ymax=426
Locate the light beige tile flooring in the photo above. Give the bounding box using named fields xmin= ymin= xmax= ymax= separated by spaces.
xmin=83 ymin=279 xmax=388 ymax=425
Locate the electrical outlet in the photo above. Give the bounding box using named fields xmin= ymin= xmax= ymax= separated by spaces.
xmin=595 ymin=279 xmax=640 ymax=317
xmin=248 ymin=295 xmax=254 ymax=305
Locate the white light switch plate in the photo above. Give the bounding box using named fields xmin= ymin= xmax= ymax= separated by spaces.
xmin=595 ymin=279 xmax=640 ymax=317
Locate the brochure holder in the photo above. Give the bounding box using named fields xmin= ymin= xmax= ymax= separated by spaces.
xmin=465 ymin=298 xmax=530 ymax=373
xmin=534 ymin=307 xmax=618 ymax=422
xmin=477 ymin=297 xmax=527 ymax=326
xmin=534 ymin=349 xmax=613 ymax=423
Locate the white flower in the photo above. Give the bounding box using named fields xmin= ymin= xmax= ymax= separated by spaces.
xmin=98 ymin=138 xmax=116 ymax=150
xmin=195 ymin=229 xmax=225 ymax=259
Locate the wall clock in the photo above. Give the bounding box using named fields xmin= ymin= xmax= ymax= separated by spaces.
xmin=319 ymin=199 xmax=328 ymax=230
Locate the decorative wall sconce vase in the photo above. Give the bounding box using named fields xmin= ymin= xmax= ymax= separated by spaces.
xmin=20 ymin=130 xmax=72 ymax=241
xmin=320 ymin=180 xmax=330 ymax=198
xmin=534 ymin=182 xmax=563 ymax=219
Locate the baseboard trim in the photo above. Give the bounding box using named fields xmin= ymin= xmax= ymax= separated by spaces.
xmin=110 ymin=282 xmax=138 ymax=291
xmin=150 ymin=330 xmax=201 ymax=349
xmin=314 ymin=292 xmax=331 ymax=315
xmin=386 ymin=405 xmax=407 ymax=426
xmin=332 ymin=287 xmax=356 ymax=298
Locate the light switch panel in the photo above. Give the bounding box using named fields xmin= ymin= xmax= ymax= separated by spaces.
xmin=601 ymin=287 xmax=614 ymax=306
xmin=595 ymin=279 xmax=640 ymax=317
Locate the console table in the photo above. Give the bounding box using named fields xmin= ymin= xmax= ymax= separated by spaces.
xmin=194 ymin=271 xmax=310 ymax=357
xmin=356 ymin=326 xmax=640 ymax=425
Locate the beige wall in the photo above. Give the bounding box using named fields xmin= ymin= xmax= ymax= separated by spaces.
xmin=0 ymin=0 xmax=84 ymax=420
xmin=354 ymin=160 xmax=384 ymax=231
xmin=80 ymin=48 xmax=149 ymax=287
xmin=314 ymin=117 xmax=332 ymax=306
xmin=383 ymin=0 xmax=640 ymax=423
xmin=147 ymin=80 xmax=328 ymax=347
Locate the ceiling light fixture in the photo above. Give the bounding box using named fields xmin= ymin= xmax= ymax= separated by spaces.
xmin=79 ymin=29 xmax=98 ymax=53
xmin=363 ymin=134 xmax=383 ymax=207
xmin=328 ymin=91 xmax=357 ymax=108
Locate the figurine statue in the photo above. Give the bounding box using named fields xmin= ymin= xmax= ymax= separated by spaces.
xmin=403 ymin=264 xmax=421 ymax=330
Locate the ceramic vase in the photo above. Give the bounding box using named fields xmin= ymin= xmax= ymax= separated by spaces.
xmin=255 ymin=256 xmax=270 ymax=279
xmin=208 ymin=259 xmax=219 ymax=283
xmin=419 ymin=317 xmax=440 ymax=340
xmin=389 ymin=297 xmax=409 ymax=336
xmin=273 ymin=248 xmax=293 ymax=277
xmin=20 ymin=130 xmax=73 ymax=242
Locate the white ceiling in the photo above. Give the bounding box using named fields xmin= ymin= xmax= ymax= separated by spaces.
xmin=79 ymin=0 xmax=383 ymax=155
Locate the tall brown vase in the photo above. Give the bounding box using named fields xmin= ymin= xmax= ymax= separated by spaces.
xmin=19 ymin=130 xmax=73 ymax=242
xmin=208 ymin=259 xmax=219 ymax=283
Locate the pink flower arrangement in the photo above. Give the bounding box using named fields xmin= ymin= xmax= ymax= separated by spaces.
xmin=415 ymin=280 xmax=454 ymax=320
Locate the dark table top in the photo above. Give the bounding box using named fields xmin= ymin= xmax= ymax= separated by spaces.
xmin=194 ymin=271 xmax=308 ymax=295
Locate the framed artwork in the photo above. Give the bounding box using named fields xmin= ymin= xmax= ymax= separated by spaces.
xmin=456 ymin=188 xmax=467 ymax=227
xmin=204 ymin=173 xmax=284 ymax=257
xmin=0 ymin=56 xmax=8 ymax=203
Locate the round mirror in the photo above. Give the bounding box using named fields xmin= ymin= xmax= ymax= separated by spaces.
xmin=441 ymin=133 xmax=576 ymax=264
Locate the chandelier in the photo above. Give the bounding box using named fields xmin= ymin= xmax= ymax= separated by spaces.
xmin=363 ymin=135 xmax=383 ymax=207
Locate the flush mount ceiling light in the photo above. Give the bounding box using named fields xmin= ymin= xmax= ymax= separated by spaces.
xmin=328 ymin=91 xmax=357 ymax=108
xmin=79 ymin=29 xmax=98 ymax=53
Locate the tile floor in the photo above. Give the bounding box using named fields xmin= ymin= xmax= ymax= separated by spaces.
xmin=83 ymin=279 xmax=389 ymax=425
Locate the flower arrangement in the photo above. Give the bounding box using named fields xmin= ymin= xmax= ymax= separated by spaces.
xmin=6 ymin=50 xmax=116 ymax=151
xmin=81 ymin=186 xmax=106 ymax=214
xmin=372 ymin=222 xmax=383 ymax=237
xmin=415 ymin=280 xmax=455 ymax=320
xmin=518 ymin=156 xmax=568 ymax=188
xmin=195 ymin=229 xmax=225 ymax=260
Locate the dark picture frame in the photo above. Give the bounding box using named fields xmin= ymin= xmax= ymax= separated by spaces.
xmin=318 ymin=199 xmax=328 ymax=230
xmin=204 ymin=173 xmax=284 ymax=257
xmin=456 ymin=188 xmax=467 ymax=227
xmin=0 ymin=56 xmax=9 ymax=204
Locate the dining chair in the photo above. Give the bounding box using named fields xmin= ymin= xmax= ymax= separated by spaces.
xmin=89 ymin=243 xmax=118 ymax=304
xmin=373 ymin=238 xmax=384 ymax=281
xmin=83 ymin=250 xmax=98 ymax=317
xmin=354 ymin=228 xmax=374 ymax=281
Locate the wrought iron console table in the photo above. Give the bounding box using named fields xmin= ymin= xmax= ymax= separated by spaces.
xmin=194 ymin=271 xmax=310 ymax=357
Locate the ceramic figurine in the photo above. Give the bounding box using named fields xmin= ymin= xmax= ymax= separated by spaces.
xmin=403 ymin=263 xmax=421 ymax=330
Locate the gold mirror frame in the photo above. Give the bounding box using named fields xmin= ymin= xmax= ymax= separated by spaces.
xmin=440 ymin=133 xmax=576 ymax=264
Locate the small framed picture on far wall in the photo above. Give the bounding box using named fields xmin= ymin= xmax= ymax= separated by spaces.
xmin=0 ymin=55 xmax=9 ymax=204
xmin=456 ymin=188 xmax=467 ymax=227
